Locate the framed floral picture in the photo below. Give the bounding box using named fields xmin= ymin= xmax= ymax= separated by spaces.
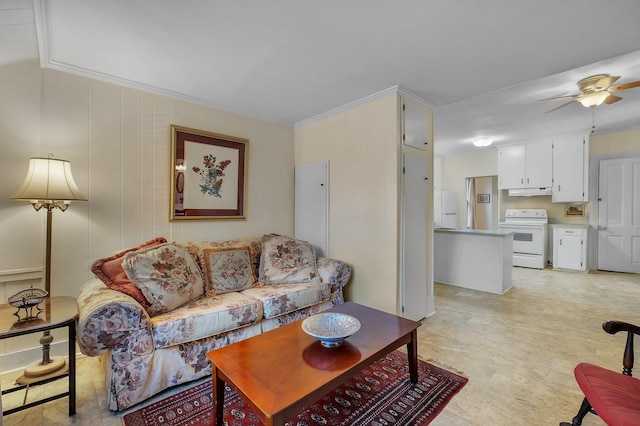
xmin=170 ymin=125 xmax=248 ymax=220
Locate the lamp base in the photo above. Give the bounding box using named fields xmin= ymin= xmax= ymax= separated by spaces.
xmin=21 ymin=356 xmax=66 ymax=378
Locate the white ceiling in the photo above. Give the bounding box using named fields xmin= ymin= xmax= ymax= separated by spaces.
xmin=3 ymin=0 xmax=640 ymax=157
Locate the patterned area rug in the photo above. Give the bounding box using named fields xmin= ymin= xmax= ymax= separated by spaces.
xmin=123 ymin=350 xmax=468 ymax=426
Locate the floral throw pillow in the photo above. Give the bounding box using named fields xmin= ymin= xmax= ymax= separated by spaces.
xmin=90 ymin=237 xmax=167 ymax=313
xmin=203 ymin=247 xmax=256 ymax=294
xmin=258 ymin=234 xmax=320 ymax=284
xmin=122 ymin=243 xmax=204 ymax=316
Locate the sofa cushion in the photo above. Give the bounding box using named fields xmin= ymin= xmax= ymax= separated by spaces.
xmin=150 ymin=292 xmax=263 ymax=349
xmin=122 ymin=243 xmax=205 ymax=316
xmin=90 ymin=237 xmax=167 ymax=313
xmin=202 ymin=247 xmax=256 ymax=294
xmin=241 ymin=282 xmax=330 ymax=319
xmin=258 ymin=234 xmax=320 ymax=284
xmin=177 ymin=238 xmax=261 ymax=294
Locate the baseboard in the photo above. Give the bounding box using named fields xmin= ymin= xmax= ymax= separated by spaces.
xmin=426 ymin=295 xmax=436 ymax=318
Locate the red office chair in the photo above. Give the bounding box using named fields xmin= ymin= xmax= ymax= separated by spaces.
xmin=560 ymin=321 xmax=640 ymax=426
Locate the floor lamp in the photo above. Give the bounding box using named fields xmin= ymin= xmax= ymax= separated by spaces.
xmin=10 ymin=154 xmax=86 ymax=378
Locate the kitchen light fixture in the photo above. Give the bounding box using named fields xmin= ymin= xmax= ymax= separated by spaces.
xmin=10 ymin=154 xmax=86 ymax=378
xmin=577 ymin=92 xmax=610 ymax=108
xmin=473 ymin=137 xmax=494 ymax=147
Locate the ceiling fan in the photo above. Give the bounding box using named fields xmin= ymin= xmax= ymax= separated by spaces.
xmin=539 ymin=74 xmax=640 ymax=113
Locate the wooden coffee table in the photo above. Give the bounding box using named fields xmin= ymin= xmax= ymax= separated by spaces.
xmin=206 ymin=301 xmax=421 ymax=426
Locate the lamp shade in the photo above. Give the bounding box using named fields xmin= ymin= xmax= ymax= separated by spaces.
xmin=10 ymin=157 xmax=86 ymax=202
xmin=578 ymin=92 xmax=610 ymax=108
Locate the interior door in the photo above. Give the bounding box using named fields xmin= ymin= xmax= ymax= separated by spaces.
xmin=402 ymin=152 xmax=428 ymax=321
xmin=295 ymin=161 xmax=329 ymax=257
xmin=597 ymin=157 xmax=640 ymax=273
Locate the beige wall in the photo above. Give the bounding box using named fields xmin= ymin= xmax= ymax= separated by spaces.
xmin=295 ymin=95 xmax=401 ymax=314
xmin=0 ymin=60 xmax=295 ymax=304
xmin=440 ymin=149 xmax=498 ymax=229
xmin=590 ymin=128 xmax=640 ymax=157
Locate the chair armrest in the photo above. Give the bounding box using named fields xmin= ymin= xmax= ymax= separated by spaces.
xmin=77 ymin=279 xmax=154 ymax=358
xmin=316 ymin=257 xmax=352 ymax=288
xmin=602 ymin=320 xmax=640 ymax=376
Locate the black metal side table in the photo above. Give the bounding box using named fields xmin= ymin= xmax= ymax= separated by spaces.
xmin=0 ymin=296 xmax=77 ymax=416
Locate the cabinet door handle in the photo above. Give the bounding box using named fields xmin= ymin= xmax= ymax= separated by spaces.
xmin=557 ymin=185 xmax=561 ymax=191
xmin=559 ymin=239 xmax=563 ymax=246
xmin=521 ymin=178 xmax=524 ymax=184
xmin=527 ymin=178 xmax=530 ymax=184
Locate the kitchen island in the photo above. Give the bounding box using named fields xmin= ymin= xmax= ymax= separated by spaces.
xmin=434 ymin=229 xmax=513 ymax=295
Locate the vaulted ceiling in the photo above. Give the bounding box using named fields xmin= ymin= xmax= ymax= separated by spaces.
xmin=3 ymin=1 xmax=640 ymax=157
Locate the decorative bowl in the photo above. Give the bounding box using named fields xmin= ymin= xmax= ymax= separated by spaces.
xmin=8 ymin=287 xmax=48 ymax=309
xmin=302 ymin=313 xmax=361 ymax=348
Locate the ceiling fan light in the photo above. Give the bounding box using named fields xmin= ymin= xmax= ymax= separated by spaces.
xmin=473 ymin=137 xmax=493 ymax=147
xmin=578 ymin=92 xmax=610 ymax=108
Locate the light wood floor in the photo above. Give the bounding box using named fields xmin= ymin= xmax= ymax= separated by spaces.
xmin=2 ymin=267 xmax=638 ymax=425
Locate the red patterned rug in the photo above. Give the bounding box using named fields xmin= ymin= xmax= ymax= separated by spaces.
xmin=123 ymin=350 xmax=467 ymax=426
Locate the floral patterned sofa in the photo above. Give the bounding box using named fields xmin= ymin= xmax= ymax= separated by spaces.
xmin=76 ymin=234 xmax=351 ymax=411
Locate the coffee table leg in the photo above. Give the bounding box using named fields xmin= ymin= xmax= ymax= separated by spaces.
xmin=407 ymin=329 xmax=418 ymax=383
xmin=212 ymin=369 xmax=225 ymax=425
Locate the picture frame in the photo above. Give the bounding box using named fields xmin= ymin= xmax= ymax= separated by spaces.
xmin=564 ymin=203 xmax=585 ymax=217
xmin=170 ymin=125 xmax=248 ymax=220
xmin=477 ymin=194 xmax=490 ymax=203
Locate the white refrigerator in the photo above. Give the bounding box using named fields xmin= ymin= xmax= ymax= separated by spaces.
xmin=434 ymin=190 xmax=458 ymax=229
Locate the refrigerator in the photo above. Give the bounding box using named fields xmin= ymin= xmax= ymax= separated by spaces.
xmin=434 ymin=190 xmax=458 ymax=229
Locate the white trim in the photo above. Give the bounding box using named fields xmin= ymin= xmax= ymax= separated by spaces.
xmin=295 ymin=86 xmax=433 ymax=128
xmin=0 ymin=267 xmax=43 ymax=283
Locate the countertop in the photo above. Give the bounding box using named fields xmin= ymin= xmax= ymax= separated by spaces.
xmin=434 ymin=228 xmax=513 ymax=238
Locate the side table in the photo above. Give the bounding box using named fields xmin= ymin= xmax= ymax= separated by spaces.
xmin=0 ymin=296 xmax=77 ymax=417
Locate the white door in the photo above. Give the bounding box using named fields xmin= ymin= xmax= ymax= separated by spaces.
xmin=295 ymin=161 xmax=329 ymax=257
xmin=402 ymin=152 xmax=428 ymax=321
xmin=598 ymin=157 xmax=640 ymax=273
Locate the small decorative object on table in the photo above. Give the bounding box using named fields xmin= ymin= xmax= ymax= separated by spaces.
xmin=302 ymin=312 xmax=361 ymax=348
xmin=8 ymin=286 xmax=48 ymax=322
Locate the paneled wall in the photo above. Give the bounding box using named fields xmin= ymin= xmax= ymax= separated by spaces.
xmin=295 ymin=94 xmax=400 ymax=314
xmin=0 ymin=60 xmax=295 ymax=366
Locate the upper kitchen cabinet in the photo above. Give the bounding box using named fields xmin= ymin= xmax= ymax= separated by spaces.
xmin=552 ymin=134 xmax=589 ymax=203
xmin=402 ymin=98 xmax=429 ymax=151
xmin=498 ymin=140 xmax=552 ymax=190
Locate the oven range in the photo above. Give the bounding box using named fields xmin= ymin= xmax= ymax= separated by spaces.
xmin=498 ymin=209 xmax=548 ymax=270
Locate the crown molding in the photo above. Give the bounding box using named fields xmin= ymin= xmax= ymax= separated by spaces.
xmin=295 ymin=85 xmax=434 ymax=128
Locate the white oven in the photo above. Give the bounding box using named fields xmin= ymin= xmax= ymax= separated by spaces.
xmin=498 ymin=209 xmax=548 ymax=269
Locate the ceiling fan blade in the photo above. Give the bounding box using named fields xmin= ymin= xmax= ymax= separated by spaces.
xmin=593 ymin=75 xmax=621 ymax=90
xmin=545 ymin=100 xmax=576 ymax=113
xmin=537 ymin=94 xmax=579 ymax=102
xmin=608 ymin=80 xmax=640 ymax=92
xmin=604 ymin=94 xmax=623 ymax=104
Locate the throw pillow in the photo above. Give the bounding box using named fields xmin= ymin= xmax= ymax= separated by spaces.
xmin=90 ymin=237 xmax=167 ymax=312
xmin=202 ymin=247 xmax=256 ymax=294
xmin=122 ymin=243 xmax=205 ymax=316
xmin=258 ymin=233 xmax=320 ymax=284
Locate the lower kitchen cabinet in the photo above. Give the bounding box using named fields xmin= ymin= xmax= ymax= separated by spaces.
xmin=552 ymin=225 xmax=588 ymax=271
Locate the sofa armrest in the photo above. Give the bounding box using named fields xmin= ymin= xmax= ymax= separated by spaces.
xmin=77 ymin=279 xmax=154 ymax=358
xmin=316 ymin=257 xmax=352 ymax=288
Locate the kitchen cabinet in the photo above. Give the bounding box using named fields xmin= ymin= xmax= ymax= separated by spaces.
xmin=402 ymin=98 xmax=429 ymax=151
xmin=553 ymin=225 xmax=588 ymax=271
xmin=498 ymin=140 xmax=552 ymax=189
xmin=552 ymin=134 xmax=589 ymax=202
